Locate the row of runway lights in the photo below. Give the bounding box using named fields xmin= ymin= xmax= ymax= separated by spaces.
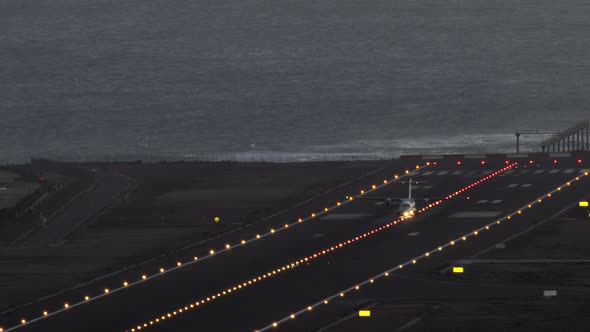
xmin=0 ymin=164 xmax=432 ymax=332
xmin=254 ymin=170 xmax=590 ymax=332
xmin=121 ymin=163 xmax=517 ymax=332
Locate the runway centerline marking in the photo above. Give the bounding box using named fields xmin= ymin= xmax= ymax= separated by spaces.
xmin=449 ymin=211 xmax=503 ymax=218
xmin=118 ymin=165 xmax=518 ymax=332
xmin=0 ymin=164 xmax=432 ymax=331
xmin=253 ymin=171 xmax=588 ymax=332
xmin=321 ymin=214 xmax=371 ymax=220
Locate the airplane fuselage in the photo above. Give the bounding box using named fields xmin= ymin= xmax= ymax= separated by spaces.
xmin=397 ymin=199 xmax=416 ymax=217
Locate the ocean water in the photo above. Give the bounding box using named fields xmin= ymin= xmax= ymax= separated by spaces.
xmin=1 ymin=0 xmax=589 ymax=163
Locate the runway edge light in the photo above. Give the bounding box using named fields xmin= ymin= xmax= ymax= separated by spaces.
xmin=359 ymin=310 xmax=371 ymax=317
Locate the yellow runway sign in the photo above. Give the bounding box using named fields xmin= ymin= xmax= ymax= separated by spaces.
xmin=359 ymin=310 xmax=371 ymax=317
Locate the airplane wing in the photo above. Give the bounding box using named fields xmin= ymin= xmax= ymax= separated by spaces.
xmin=413 ymin=196 xmax=470 ymax=201
xmin=355 ymin=197 xmax=402 ymax=201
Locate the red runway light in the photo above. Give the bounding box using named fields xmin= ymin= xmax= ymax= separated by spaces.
xmin=553 ymin=159 xmax=558 ymax=164
xmin=480 ymin=160 xmax=486 ymax=165
xmin=578 ymin=159 xmax=582 ymax=164
xmin=529 ymin=160 xmax=533 ymax=164
xmin=457 ymin=161 xmax=462 ymax=165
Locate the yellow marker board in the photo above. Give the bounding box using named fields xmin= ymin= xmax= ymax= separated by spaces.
xmin=359 ymin=310 xmax=371 ymax=317
xmin=452 ymin=266 xmax=464 ymax=273
xmin=579 ymin=201 xmax=588 ymax=207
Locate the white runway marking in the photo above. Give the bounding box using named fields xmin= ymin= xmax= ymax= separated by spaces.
xmin=422 ymin=171 xmax=434 ymax=176
xmin=548 ymin=169 xmax=559 ymax=174
xmin=373 ymin=201 xmax=385 ymax=206
xmin=521 ymin=184 xmax=532 ymax=188
xmin=312 ymin=233 xmax=325 ymax=238
xmin=451 ymin=171 xmax=463 ymax=175
xmin=436 ymin=171 xmax=449 ymax=175
xmin=563 ymin=169 xmax=575 ymax=173
xmin=466 ymin=171 xmax=479 ymax=176
xmin=450 ymin=211 xmax=503 ymax=218
xmin=408 ymin=232 xmax=420 ymax=236
xmin=476 ymin=200 xmax=489 ymax=204
xmin=534 ymin=170 xmax=545 ymax=174
xmin=481 ymin=170 xmax=492 ymax=175
xmin=507 ymin=184 xmax=518 ymax=188
xmin=490 ymin=200 xmax=503 ymax=203
xmin=423 ymin=185 xmax=433 ymax=189
xmin=322 ymin=213 xmax=371 ymax=220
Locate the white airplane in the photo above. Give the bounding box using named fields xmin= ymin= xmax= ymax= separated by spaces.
xmin=356 ymin=179 xmax=458 ymax=217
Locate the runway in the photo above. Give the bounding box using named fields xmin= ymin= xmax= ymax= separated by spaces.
xmin=2 ymin=157 xmax=588 ymax=332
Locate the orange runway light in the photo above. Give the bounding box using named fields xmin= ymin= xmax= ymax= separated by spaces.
xmin=110 ymin=165 xmax=517 ymax=332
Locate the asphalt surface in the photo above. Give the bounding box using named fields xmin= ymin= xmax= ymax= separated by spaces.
xmin=2 ymin=158 xmax=588 ymax=332
xmin=23 ymin=174 xmax=131 ymax=246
